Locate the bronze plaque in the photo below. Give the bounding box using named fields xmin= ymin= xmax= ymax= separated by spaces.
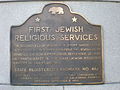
xmin=10 ymin=3 xmax=104 ymax=85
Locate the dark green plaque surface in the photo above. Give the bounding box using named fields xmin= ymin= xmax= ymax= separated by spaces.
xmin=10 ymin=3 xmax=104 ymax=85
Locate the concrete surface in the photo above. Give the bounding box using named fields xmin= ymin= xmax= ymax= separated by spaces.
xmin=0 ymin=1 xmax=120 ymax=90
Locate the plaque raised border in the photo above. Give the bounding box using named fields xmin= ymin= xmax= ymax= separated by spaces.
xmin=10 ymin=3 xmax=104 ymax=85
